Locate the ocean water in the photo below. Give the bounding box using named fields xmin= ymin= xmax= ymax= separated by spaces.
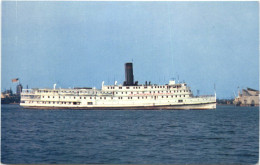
xmin=1 ymin=104 xmax=259 ymax=164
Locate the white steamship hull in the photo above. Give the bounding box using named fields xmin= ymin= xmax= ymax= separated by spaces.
xmin=20 ymin=63 xmax=216 ymax=110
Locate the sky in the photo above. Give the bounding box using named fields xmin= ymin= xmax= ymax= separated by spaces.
xmin=1 ymin=1 xmax=259 ymax=99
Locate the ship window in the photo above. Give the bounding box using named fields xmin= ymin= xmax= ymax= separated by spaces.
xmin=166 ymin=96 xmax=168 ymax=98
xmin=84 ymin=97 xmax=86 ymax=99
xmin=162 ymin=96 xmax=164 ymax=98
xmin=131 ymin=92 xmax=133 ymax=94
xmin=126 ymin=87 xmax=129 ymax=89
xmin=53 ymin=96 xmax=55 ymax=98
xmin=111 ymin=97 xmax=113 ymax=99
xmin=48 ymin=96 xmax=50 ymax=98
xmin=80 ymin=97 xmax=82 ymax=99
xmin=178 ymin=100 xmax=183 ymax=103
xmin=104 ymin=97 xmax=106 ymax=99
xmin=43 ymin=96 xmax=44 ymax=98
xmin=171 ymin=95 xmax=173 ymax=98
xmin=64 ymin=96 xmax=65 ymax=99
xmin=146 ymin=96 xmax=147 ymax=99
xmin=119 ymin=87 xmax=122 ymax=89
xmin=138 ymin=97 xmax=139 ymax=99
xmin=100 ymin=97 xmax=102 ymax=99
xmin=87 ymin=102 xmax=93 ymax=105
xmin=73 ymin=102 xmax=77 ymax=105
xmin=90 ymin=97 xmax=92 ymax=99
xmin=74 ymin=97 xmax=76 ymax=99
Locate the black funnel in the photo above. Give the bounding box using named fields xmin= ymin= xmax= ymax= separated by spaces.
xmin=124 ymin=63 xmax=134 ymax=86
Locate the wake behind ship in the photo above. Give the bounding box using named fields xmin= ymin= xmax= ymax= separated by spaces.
xmin=20 ymin=63 xmax=216 ymax=110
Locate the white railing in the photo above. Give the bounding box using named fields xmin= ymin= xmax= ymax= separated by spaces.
xmin=194 ymin=95 xmax=215 ymax=98
xmin=22 ymin=89 xmax=34 ymax=94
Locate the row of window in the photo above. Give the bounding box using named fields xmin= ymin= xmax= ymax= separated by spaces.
xmin=36 ymin=89 xmax=190 ymax=95
xmin=113 ymin=90 xmax=191 ymax=95
xmin=107 ymin=85 xmax=183 ymax=90
xmin=43 ymin=96 xmax=88 ymax=99
xmin=25 ymin=101 xmax=81 ymax=105
xmin=41 ymin=95 xmax=189 ymax=100
xmin=41 ymin=90 xmax=191 ymax=99
xmin=37 ymin=90 xmax=111 ymax=95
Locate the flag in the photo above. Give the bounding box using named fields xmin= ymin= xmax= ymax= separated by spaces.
xmin=12 ymin=78 xmax=19 ymax=83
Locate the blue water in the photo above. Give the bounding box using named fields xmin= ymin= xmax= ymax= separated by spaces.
xmin=1 ymin=104 xmax=259 ymax=164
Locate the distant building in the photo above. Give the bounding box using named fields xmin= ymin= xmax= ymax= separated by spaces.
xmin=233 ymin=88 xmax=259 ymax=106
xmin=1 ymin=84 xmax=22 ymax=104
xmin=16 ymin=84 xmax=23 ymax=96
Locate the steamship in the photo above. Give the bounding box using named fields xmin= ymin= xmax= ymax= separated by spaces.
xmin=20 ymin=63 xmax=216 ymax=110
